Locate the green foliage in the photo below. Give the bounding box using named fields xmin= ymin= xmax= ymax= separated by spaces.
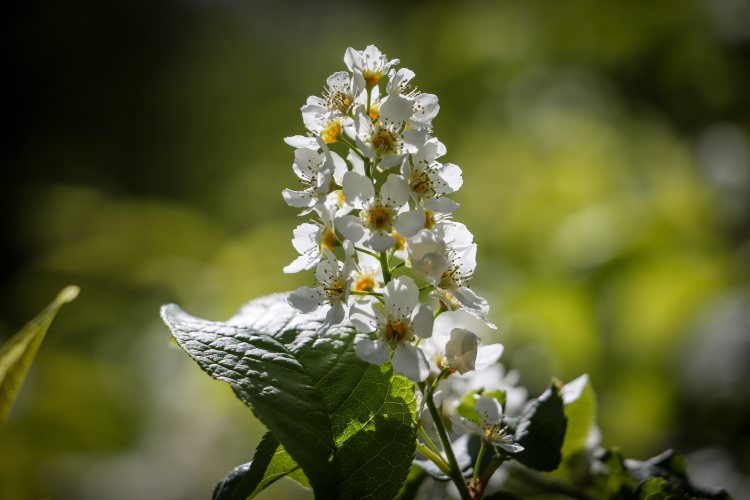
xmin=456 ymin=389 xmax=507 ymax=420
xmin=392 ymin=464 xmax=428 ymax=500
xmin=0 ymin=286 xmax=79 ymax=431
xmin=212 ymin=432 xmax=310 ymax=500
xmin=512 ymin=379 xmax=567 ymax=472
xmin=162 ymin=293 xmax=418 ymax=500
xmin=637 ymin=478 xmax=685 ymax=500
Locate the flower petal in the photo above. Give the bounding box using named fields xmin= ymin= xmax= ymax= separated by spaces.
xmin=422 ymin=196 xmax=460 ymax=214
xmin=444 ymin=328 xmax=480 ymax=374
xmin=349 ymin=301 xmax=382 ymax=333
xmin=364 ymin=231 xmax=397 ymax=252
xmin=381 ymin=174 xmax=410 ymax=208
xmin=475 ymin=396 xmax=503 ymax=425
xmin=393 ymin=208 xmax=426 ymax=238
xmin=475 ymin=344 xmax=504 ymax=371
xmin=384 ymin=275 xmax=419 ymax=319
xmin=335 ymin=215 xmax=367 ymax=244
xmin=288 ymin=286 xmax=325 ymax=313
xmin=355 ymin=338 xmax=390 ymax=365
xmin=318 ymin=302 xmax=346 ymax=337
xmin=392 ymin=343 xmax=430 ymax=382
xmin=411 ymin=303 xmax=434 ymax=339
xmin=342 ymin=171 xmax=375 ymax=208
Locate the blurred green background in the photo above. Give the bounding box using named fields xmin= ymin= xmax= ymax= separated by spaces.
xmin=2 ymin=0 xmax=750 ymax=498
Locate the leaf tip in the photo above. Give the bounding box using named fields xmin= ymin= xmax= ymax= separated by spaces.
xmin=57 ymin=286 xmax=80 ymax=304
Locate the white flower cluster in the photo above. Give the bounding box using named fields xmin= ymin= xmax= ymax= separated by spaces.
xmin=283 ymin=45 xmax=498 ymax=383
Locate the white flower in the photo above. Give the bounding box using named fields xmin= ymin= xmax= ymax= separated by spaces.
xmin=402 ymin=141 xmax=463 ymax=213
xmin=405 ymin=230 xmax=449 ymax=285
xmin=288 ymin=247 xmax=355 ymax=336
xmin=284 ymin=205 xmax=340 ymax=274
xmin=335 ymin=172 xmax=425 ymax=252
xmin=281 ymin=143 xmax=347 ymax=212
xmin=348 ymin=95 xmax=429 ymax=168
xmin=449 ymin=396 xmax=524 ymax=452
xmin=351 ymin=276 xmax=433 ymax=382
xmin=429 ymin=222 xmax=496 ymax=328
xmin=421 ymin=312 xmax=505 ymax=377
xmin=384 ymin=67 xmax=440 ymax=127
xmin=308 ymin=71 xmax=365 ymax=115
xmin=344 ymin=45 xmax=400 ymax=89
xmin=444 ymin=328 xmax=481 ymax=374
xmin=350 ymin=249 xmax=383 ymax=296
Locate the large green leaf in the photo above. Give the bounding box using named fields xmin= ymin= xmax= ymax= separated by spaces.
xmin=0 ymin=285 xmax=79 ymax=430
xmin=512 ymin=379 xmax=567 ymax=472
xmin=212 ymin=432 xmax=310 ymax=500
xmin=161 ymin=293 xmax=418 ymax=500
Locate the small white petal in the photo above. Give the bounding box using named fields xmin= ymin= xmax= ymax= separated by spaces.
xmin=318 ymin=302 xmax=346 ymax=336
xmin=342 ymin=171 xmax=375 ymax=208
xmin=393 ymin=209 xmax=426 ymax=238
xmin=475 ymin=344 xmax=504 ymax=371
xmin=283 ymin=255 xmax=316 ymax=274
xmin=349 ymin=302 xmax=382 ymax=333
xmin=411 ymin=253 xmax=450 ymax=286
xmin=355 ymin=338 xmax=390 ymax=365
xmin=392 ymin=343 xmax=430 ymax=382
xmin=284 ymin=135 xmax=320 ymax=149
xmin=411 ymin=303 xmax=434 ymax=339
xmin=347 ymin=149 xmax=366 ymax=175
xmin=475 ymin=396 xmax=503 ymax=425
xmin=364 ymin=231 xmax=397 ymax=252
xmin=422 ymin=197 xmax=460 ymax=214
xmin=335 ymin=215 xmax=367 ymax=243
xmin=449 ymin=414 xmax=483 ymax=435
xmin=379 ymin=94 xmax=413 ymax=124
xmin=444 ymin=328 xmax=480 ymax=374
xmin=282 ymin=188 xmax=316 ymax=208
xmin=381 ymin=174 xmax=410 ymax=208
xmin=384 ymin=276 xmax=419 ymax=319
xmin=288 ymin=286 xmax=325 ymax=313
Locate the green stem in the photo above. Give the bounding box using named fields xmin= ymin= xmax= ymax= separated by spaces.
xmin=475 ymin=452 xmax=507 ymax=500
xmin=390 ymin=262 xmax=405 ymax=273
xmin=415 ymin=441 xmax=451 ymax=477
xmin=417 ymin=424 xmax=443 ymax=457
xmin=418 ymin=284 xmax=434 ymax=293
xmin=354 ymin=246 xmax=380 ymax=259
xmin=473 ymin=443 xmax=488 ymax=485
xmin=366 ymin=87 xmax=372 ymax=117
xmin=339 ymin=136 xmax=367 ymax=161
xmin=380 ymin=252 xmax=392 ymax=284
xmin=349 ymin=290 xmax=383 ymax=297
xmin=434 ymin=303 xmax=448 ymax=320
xmin=425 ymin=369 xmax=470 ymax=500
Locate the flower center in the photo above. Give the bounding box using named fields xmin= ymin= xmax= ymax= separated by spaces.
xmin=391 ymin=231 xmax=405 ymax=250
xmin=384 ymin=322 xmax=407 ymax=342
xmin=354 ymin=275 xmax=375 ymax=292
xmin=362 ymin=71 xmax=382 ymax=88
xmin=321 ymin=227 xmax=339 ymax=250
xmin=327 ymin=279 xmax=345 ymax=298
xmin=368 ymin=206 xmax=393 ymax=230
xmin=321 ymin=118 xmax=343 ymax=144
xmin=371 ymin=129 xmax=396 ymax=153
xmin=411 ymin=173 xmax=429 ymax=194
xmin=423 ymin=209 xmax=435 ymax=230
xmin=369 ymin=101 xmax=381 ymax=122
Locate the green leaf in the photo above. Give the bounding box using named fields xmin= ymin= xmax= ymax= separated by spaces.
xmin=512 ymin=379 xmax=567 ymax=472
xmin=162 ymin=293 xmax=418 ymax=500
xmin=212 ymin=432 xmax=310 ymax=500
xmin=559 ymin=374 xmax=596 ymax=459
xmin=393 ymin=464 xmax=428 ymax=500
xmin=626 ymin=450 xmax=732 ymax=500
xmin=636 ymin=477 xmax=684 ymax=500
xmin=0 ymin=285 xmax=79 ymax=430
xmin=456 ymin=389 xmax=506 ymax=420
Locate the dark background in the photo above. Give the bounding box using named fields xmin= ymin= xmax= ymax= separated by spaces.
xmin=2 ymin=0 xmax=750 ymax=498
